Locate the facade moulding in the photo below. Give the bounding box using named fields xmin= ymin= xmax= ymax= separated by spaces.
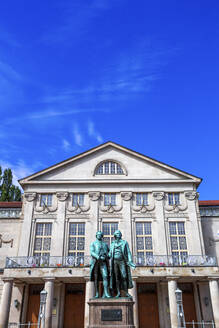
xmin=34 ymin=193 xmax=58 ymax=214
xmin=21 ymin=179 xmax=197 ymax=185
xmin=56 ymin=192 xmax=69 ymax=201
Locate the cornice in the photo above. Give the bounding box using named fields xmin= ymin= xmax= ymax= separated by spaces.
xmin=21 ymin=179 xmax=195 ymax=186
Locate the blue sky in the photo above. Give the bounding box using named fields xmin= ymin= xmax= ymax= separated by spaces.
xmin=0 ymin=0 xmax=219 ymax=199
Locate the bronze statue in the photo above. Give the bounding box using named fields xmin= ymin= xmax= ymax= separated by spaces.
xmin=90 ymin=231 xmax=111 ymax=298
xmin=109 ymin=230 xmax=136 ymax=298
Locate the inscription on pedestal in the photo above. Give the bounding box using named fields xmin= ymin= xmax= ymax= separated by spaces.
xmin=101 ymin=309 xmax=122 ymax=321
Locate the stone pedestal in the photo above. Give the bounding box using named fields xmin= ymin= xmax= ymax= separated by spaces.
xmin=88 ymin=298 xmax=135 ymax=328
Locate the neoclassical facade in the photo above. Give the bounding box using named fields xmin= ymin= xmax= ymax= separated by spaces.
xmin=0 ymin=142 xmax=219 ymax=328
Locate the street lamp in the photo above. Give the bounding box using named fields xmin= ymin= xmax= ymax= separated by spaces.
xmin=40 ymin=289 xmax=47 ymax=305
xmin=38 ymin=289 xmax=47 ymax=328
xmin=175 ymin=288 xmax=182 ymax=303
xmin=175 ymin=288 xmax=186 ymax=328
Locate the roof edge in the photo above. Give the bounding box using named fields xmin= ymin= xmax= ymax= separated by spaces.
xmin=19 ymin=141 xmax=202 ymax=185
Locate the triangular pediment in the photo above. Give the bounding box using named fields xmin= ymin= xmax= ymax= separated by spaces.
xmin=19 ymin=142 xmax=201 ymax=185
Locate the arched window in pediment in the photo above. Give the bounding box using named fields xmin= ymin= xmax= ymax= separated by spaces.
xmin=95 ymin=160 xmax=126 ymax=175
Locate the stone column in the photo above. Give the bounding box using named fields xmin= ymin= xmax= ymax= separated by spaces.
xmin=21 ymin=284 xmax=29 ymax=323
xmin=157 ymin=282 xmax=165 ymax=328
xmin=193 ymin=281 xmax=202 ymax=322
xmin=84 ymin=278 xmax=94 ymax=328
xmin=168 ymin=279 xmax=178 ymax=328
xmin=44 ymin=278 xmax=55 ymax=328
xmin=0 ymin=278 xmax=13 ymax=328
xmin=9 ymin=282 xmax=25 ymax=324
xmin=58 ymin=283 xmax=65 ymax=328
xmin=209 ymin=278 xmax=219 ymax=328
xmin=129 ymin=278 xmax=139 ymax=328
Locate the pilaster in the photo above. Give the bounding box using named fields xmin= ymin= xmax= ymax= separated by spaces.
xmin=44 ymin=278 xmax=55 ymax=328
xmin=84 ymin=277 xmax=94 ymax=328
xmin=129 ymin=277 xmax=139 ymax=328
xmin=50 ymin=192 xmax=68 ymax=256
xmin=0 ymin=278 xmax=13 ymax=328
xmin=153 ymin=192 xmax=167 ymax=255
xmin=167 ymin=277 xmax=178 ymax=328
xmin=209 ymin=278 xmax=219 ymax=328
xmin=18 ymin=193 xmax=36 ymax=256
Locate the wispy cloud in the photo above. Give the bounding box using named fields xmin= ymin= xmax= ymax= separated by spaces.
xmin=0 ymin=60 xmax=23 ymax=81
xmin=0 ymin=160 xmax=36 ymax=187
xmin=0 ymin=58 xmax=25 ymax=107
xmin=2 ymin=107 xmax=109 ymax=127
xmin=0 ymin=29 xmax=21 ymax=48
xmin=73 ymin=123 xmax=83 ymax=146
xmin=87 ymin=120 xmax=103 ymax=143
xmin=39 ymin=42 xmax=170 ymax=107
xmin=62 ymin=138 xmax=71 ymax=151
xmin=41 ymin=0 xmax=117 ymax=45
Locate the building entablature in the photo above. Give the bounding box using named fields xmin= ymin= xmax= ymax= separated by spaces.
xmin=2 ymin=265 xmax=219 ymax=282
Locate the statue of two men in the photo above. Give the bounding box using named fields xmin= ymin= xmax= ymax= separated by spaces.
xmin=90 ymin=230 xmax=135 ymax=298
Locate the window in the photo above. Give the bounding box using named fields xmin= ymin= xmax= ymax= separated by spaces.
xmin=34 ymin=223 xmax=52 ymax=257
xmin=136 ymin=193 xmax=148 ymax=206
xmin=168 ymin=193 xmax=180 ymax=205
xmin=95 ymin=161 xmax=124 ymax=175
xmin=136 ymin=222 xmax=153 ymax=264
xmin=104 ymin=193 xmax=116 ymax=206
xmin=72 ymin=194 xmax=84 ymax=206
xmin=40 ymin=194 xmax=53 ymax=207
xmin=68 ymin=223 xmax=85 ymax=264
xmin=102 ymin=222 xmax=118 ymax=246
xmin=169 ymin=222 xmax=188 ymax=264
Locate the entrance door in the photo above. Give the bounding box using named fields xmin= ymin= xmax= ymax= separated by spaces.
xmin=26 ymin=284 xmax=43 ymax=323
xmin=137 ymin=283 xmax=160 ymax=328
xmin=179 ymin=283 xmax=197 ymax=327
xmin=64 ymin=283 xmax=85 ymax=328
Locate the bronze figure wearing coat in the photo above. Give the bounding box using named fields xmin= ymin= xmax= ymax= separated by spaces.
xmin=108 ymin=230 xmax=136 ymax=297
xmin=90 ymin=231 xmax=111 ymax=298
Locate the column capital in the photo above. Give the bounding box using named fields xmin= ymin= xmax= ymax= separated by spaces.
xmin=55 ymin=281 xmax=63 ymax=287
xmin=131 ymin=276 xmax=138 ymax=281
xmin=44 ymin=277 xmax=56 ymax=283
xmin=14 ymin=281 xmax=26 ymax=288
xmin=2 ymin=278 xmax=14 ymax=283
xmin=84 ymin=276 xmax=90 ymax=282
xmin=208 ymin=276 xmax=219 ymax=281
xmin=166 ymin=276 xmax=179 ymax=281
xmin=159 ymin=280 xmax=168 ymax=285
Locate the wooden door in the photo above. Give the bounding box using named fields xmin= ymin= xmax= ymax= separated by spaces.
xmin=138 ymin=283 xmax=160 ymax=328
xmin=64 ymin=284 xmax=85 ymax=328
xmin=179 ymin=283 xmax=197 ymax=327
xmin=26 ymin=284 xmax=43 ymax=323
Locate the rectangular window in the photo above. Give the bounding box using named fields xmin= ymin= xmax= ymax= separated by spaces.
xmin=136 ymin=222 xmax=153 ymax=264
xmin=104 ymin=193 xmax=116 ymax=206
xmin=34 ymin=223 xmax=52 ymax=257
xmin=68 ymin=223 xmax=85 ymax=264
xmin=72 ymin=194 xmax=84 ymax=206
xmin=102 ymin=222 xmax=118 ymax=246
xmin=168 ymin=193 xmax=180 ymax=205
xmin=136 ymin=193 xmax=148 ymax=206
xmin=40 ymin=194 xmax=53 ymax=207
xmin=169 ymin=222 xmax=188 ymax=264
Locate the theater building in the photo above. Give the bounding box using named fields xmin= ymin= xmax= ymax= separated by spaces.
xmin=0 ymin=141 xmax=219 ymax=328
